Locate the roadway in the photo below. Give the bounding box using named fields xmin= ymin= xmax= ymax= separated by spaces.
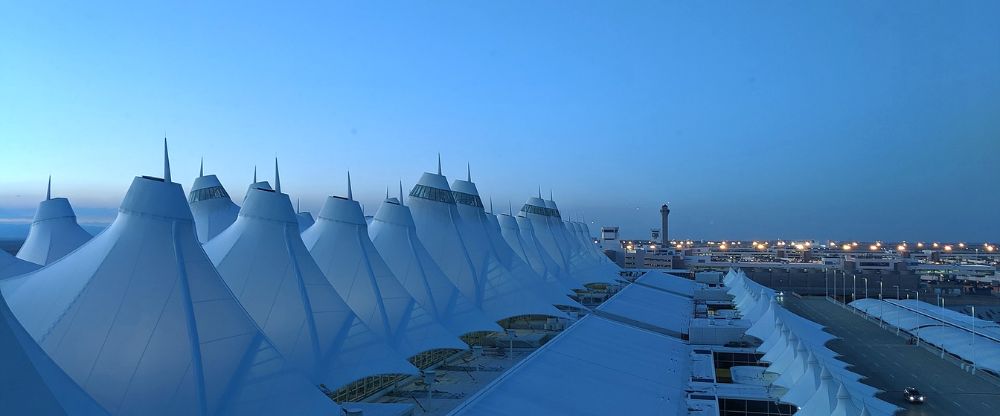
xmin=780 ymin=296 xmax=1000 ymax=416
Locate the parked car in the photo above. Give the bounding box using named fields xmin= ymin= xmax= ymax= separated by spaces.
xmin=904 ymin=387 xmax=925 ymax=404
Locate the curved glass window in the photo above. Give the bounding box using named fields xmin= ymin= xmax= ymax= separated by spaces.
xmin=520 ymin=204 xmax=550 ymax=216
xmin=409 ymin=184 xmax=456 ymax=204
xmin=520 ymin=204 xmax=562 ymax=217
xmin=452 ymin=191 xmax=484 ymax=208
xmin=188 ymin=185 xmax=231 ymax=203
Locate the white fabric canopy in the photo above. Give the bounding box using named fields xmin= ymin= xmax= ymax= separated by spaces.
xmin=726 ymin=270 xmax=899 ymax=416
xmin=369 ymin=197 xmax=501 ymax=336
xmin=17 ymin=194 xmax=92 ymax=266
xmin=449 ymin=315 xmax=689 ymax=416
xmin=449 ymin=179 xmax=573 ymax=309
xmin=2 ymin=173 xmax=340 ymax=415
xmin=406 ymin=172 xmax=561 ymax=320
xmin=851 ymin=298 xmax=1000 ymax=374
xmin=303 ymin=191 xmax=466 ymax=357
xmin=634 ymin=270 xmax=701 ymax=297
xmin=596 ymin=282 xmax=692 ymax=335
xmin=188 ymin=173 xmax=240 ymax=243
xmin=0 ymin=293 xmax=109 ymax=415
xmin=205 ymin=183 xmax=418 ymax=389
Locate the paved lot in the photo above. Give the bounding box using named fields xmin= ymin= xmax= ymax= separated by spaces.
xmin=781 ymin=296 xmax=1000 ymax=416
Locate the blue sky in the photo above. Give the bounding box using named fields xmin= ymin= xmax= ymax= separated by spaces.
xmin=1 ymin=1 xmax=998 ymax=241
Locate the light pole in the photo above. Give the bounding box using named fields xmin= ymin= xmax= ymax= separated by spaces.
xmin=913 ymin=289 xmax=920 ymax=346
xmin=852 ymin=274 xmax=857 ymax=303
xmin=864 ymin=277 xmax=869 ymax=300
xmin=879 ymin=280 xmax=884 ymax=328
xmin=825 ymin=269 xmax=829 ymax=298
xmin=893 ymin=285 xmax=900 ymax=335
xmin=972 ymin=305 xmax=977 ymax=374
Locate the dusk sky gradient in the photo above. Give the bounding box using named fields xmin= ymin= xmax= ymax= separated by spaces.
xmin=2 ymin=1 xmax=998 ymax=241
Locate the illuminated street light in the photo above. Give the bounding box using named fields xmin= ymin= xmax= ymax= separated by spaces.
xmin=869 ymin=245 xmax=878 ymax=251
xmin=917 ymin=242 xmax=924 ymax=248
xmin=897 ymin=245 xmax=906 ymax=251
xmin=842 ymin=244 xmax=852 ymax=251
xmin=944 ymin=245 xmax=953 ymax=251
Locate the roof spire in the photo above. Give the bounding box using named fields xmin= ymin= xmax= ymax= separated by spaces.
xmin=297 ymin=198 xmax=301 ymax=213
xmin=199 ymin=157 xmax=204 ymax=177
xmin=253 ymin=165 xmax=257 ymax=183
xmin=399 ymin=180 xmax=404 ymax=206
xmin=437 ymin=153 xmax=442 ymax=175
xmin=274 ymin=158 xmax=281 ymax=193
xmin=538 ymin=186 xmax=542 ymax=199
xmin=46 ymin=175 xmax=51 ymax=200
xmin=163 ymin=137 xmax=171 ymax=182
xmin=549 ymin=189 xmax=553 ymax=201
xmin=489 ymin=196 xmax=493 ymax=214
xmin=508 ymin=200 xmax=513 ymax=216
xmin=467 ymin=162 xmax=471 ymax=182
xmin=347 ymin=171 xmax=353 ymax=200
xmin=386 ymin=186 xmax=389 ymax=199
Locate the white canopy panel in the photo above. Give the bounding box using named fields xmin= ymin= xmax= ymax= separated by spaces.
xmin=188 ymin=174 xmax=240 ymax=243
xmin=2 ymin=172 xmax=340 ymax=416
xmin=369 ymin=197 xmax=501 ymax=336
xmin=1 ymin=249 xmax=40 ymax=282
xmin=406 ymin=172 xmax=561 ymax=321
xmin=635 ymin=270 xmax=701 ymax=297
xmin=0 ymin=293 xmax=110 ymax=415
xmin=303 ymin=192 xmax=466 ymax=358
xmin=596 ymin=282 xmax=692 ymax=335
xmin=726 ymin=270 xmax=899 ymax=416
xmin=450 ymin=179 xmax=574 ymax=309
xmin=205 ymin=183 xmax=418 ymax=389
xmin=850 ymin=298 xmax=1000 ymax=374
xmin=449 ymin=315 xmax=689 ymax=416
xmin=17 ymin=194 xmax=92 ymax=266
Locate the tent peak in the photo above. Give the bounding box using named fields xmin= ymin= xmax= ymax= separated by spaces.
xmin=163 ymin=137 xmax=171 ymax=182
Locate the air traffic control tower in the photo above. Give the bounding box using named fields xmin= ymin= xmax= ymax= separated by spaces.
xmin=659 ymin=203 xmax=670 ymax=244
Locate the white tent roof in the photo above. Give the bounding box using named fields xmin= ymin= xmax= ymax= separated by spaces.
xmin=501 ymin=213 xmax=582 ymax=292
xmin=406 ymin=172 xmax=562 ymax=320
xmin=0 ymin=292 xmax=110 ymax=415
xmin=368 ymin=197 xmax=501 ymax=336
xmin=596 ymin=282 xmax=692 ymax=335
xmin=726 ymin=270 xmax=899 ymax=416
xmin=303 ymin=184 xmax=466 ymax=358
xmin=296 ymin=211 xmax=315 ymax=232
xmin=484 ymin=213 xmax=579 ymax=300
xmin=188 ymin=173 xmax=240 ymax=243
xmin=17 ymin=180 xmax=93 ymax=266
xmin=634 ymin=270 xmax=701 ymax=297
xmin=544 ymin=200 xmax=621 ymax=279
xmin=1 ymin=156 xmax=340 ymax=416
xmin=204 ymin=181 xmax=418 ymax=389
xmin=450 ymin=178 xmax=577 ymax=308
xmin=449 ymin=314 xmax=690 ymax=416
xmin=851 ymin=298 xmax=1000 ymax=374
xmin=519 ymin=197 xmax=617 ymax=285
xmin=1 ymin=248 xmax=41 ymax=282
